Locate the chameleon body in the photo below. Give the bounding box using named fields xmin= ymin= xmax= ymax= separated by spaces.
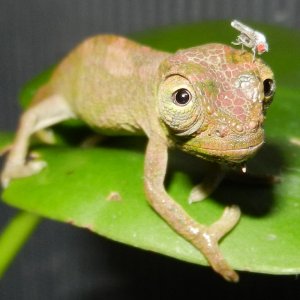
xmin=1 ymin=35 xmax=275 ymax=281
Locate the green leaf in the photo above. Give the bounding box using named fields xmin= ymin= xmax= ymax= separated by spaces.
xmin=0 ymin=211 xmax=41 ymax=278
xmin=0 ymin=132 xmax=13 ymax=149
xmin=2 ymin=21 xmax=300 ymax=274
xmin=19 ymin=65 xmax=55 ymax=109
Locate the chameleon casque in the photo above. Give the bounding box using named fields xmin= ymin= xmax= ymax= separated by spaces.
xmin=1 ymin=34 xmax=275 ymax=281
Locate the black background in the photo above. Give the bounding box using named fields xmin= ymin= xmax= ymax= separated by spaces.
xmin=1 ymin=1 xmax=300 ymax=299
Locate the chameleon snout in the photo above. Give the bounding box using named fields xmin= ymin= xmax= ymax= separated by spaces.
xmin=179 ymin=121 xmax=265 ymax=164
xmin=210 ymin=122 xmax=264 ymax=163
xmin=214 ymin=117 xmax=262 ymax=138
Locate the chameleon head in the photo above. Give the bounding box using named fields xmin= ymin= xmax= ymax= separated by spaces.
xmin=157 ymin=43 xmax=275 ymax=164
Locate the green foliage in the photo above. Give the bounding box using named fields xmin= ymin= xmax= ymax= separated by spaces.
xmin=0 ymin=210 xmax=40 ymax=278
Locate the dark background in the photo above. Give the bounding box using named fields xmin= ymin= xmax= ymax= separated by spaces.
xmin=1 ymin=1 xmax=300 ymax=299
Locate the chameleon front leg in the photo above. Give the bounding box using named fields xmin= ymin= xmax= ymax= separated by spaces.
xmin=144 ymin=137 xmax=240 ymax=282
xmin=1 ymin=94 xmax=75 ymax=187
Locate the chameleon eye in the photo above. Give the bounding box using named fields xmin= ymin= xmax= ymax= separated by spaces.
xmin=158 ymin=75 xmax=203 ymax=136
xmin=173 ymin=88 xmax=192 ymax=106
xmin=263 ymin=78 xmax=275 ymax=98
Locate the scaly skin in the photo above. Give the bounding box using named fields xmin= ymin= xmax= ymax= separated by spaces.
xmin=1 ymin=35 xmax=275 ymax=281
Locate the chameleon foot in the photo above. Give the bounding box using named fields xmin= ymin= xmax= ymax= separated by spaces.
xmin=80 ymin=134 xmax=105 ymax=148
xmin=195 ymin=206 xmax=241 ymax=282
xmin=210 ymin=205 xmax=241 ymax=240
xmin=1 ymin=160 xmax=47 ymax=188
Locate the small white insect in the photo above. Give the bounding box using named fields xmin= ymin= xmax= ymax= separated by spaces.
xmin=231 ymin=20 xmax=269 ymax=60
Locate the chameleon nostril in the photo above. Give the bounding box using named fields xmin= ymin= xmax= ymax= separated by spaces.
xmin=216 ymin=125 xmax=228 ymax=137
xmin=215 ymin=130 xmax=222 ymax=137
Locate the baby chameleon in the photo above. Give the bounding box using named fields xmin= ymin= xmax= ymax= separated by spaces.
xmin=1 ymin=35 xmax=275 ymax=281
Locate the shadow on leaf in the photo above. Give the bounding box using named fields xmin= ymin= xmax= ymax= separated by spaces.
xmin=167 ymin=139 xmax=287 ymax=218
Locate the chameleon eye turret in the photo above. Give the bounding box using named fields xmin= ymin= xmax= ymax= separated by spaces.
xmin=158 ymin=74 xmax=204 ymax=136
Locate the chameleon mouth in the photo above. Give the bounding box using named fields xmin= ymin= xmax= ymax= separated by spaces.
xmin=180 ymin=132 xmax=264 ymax=164
xmin=199 ymin=141 xmax=264 ymax=163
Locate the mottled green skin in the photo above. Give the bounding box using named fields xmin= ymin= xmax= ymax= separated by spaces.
xmin=157 ymin=43 xmax=274 ymax=163
xmin=34 ymin=35 xmax=274 ymax=164
xmin=4 ymin=35 xmax=275 ymax=281
xmin=33 ymin=35 xmax=169 ymax=137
